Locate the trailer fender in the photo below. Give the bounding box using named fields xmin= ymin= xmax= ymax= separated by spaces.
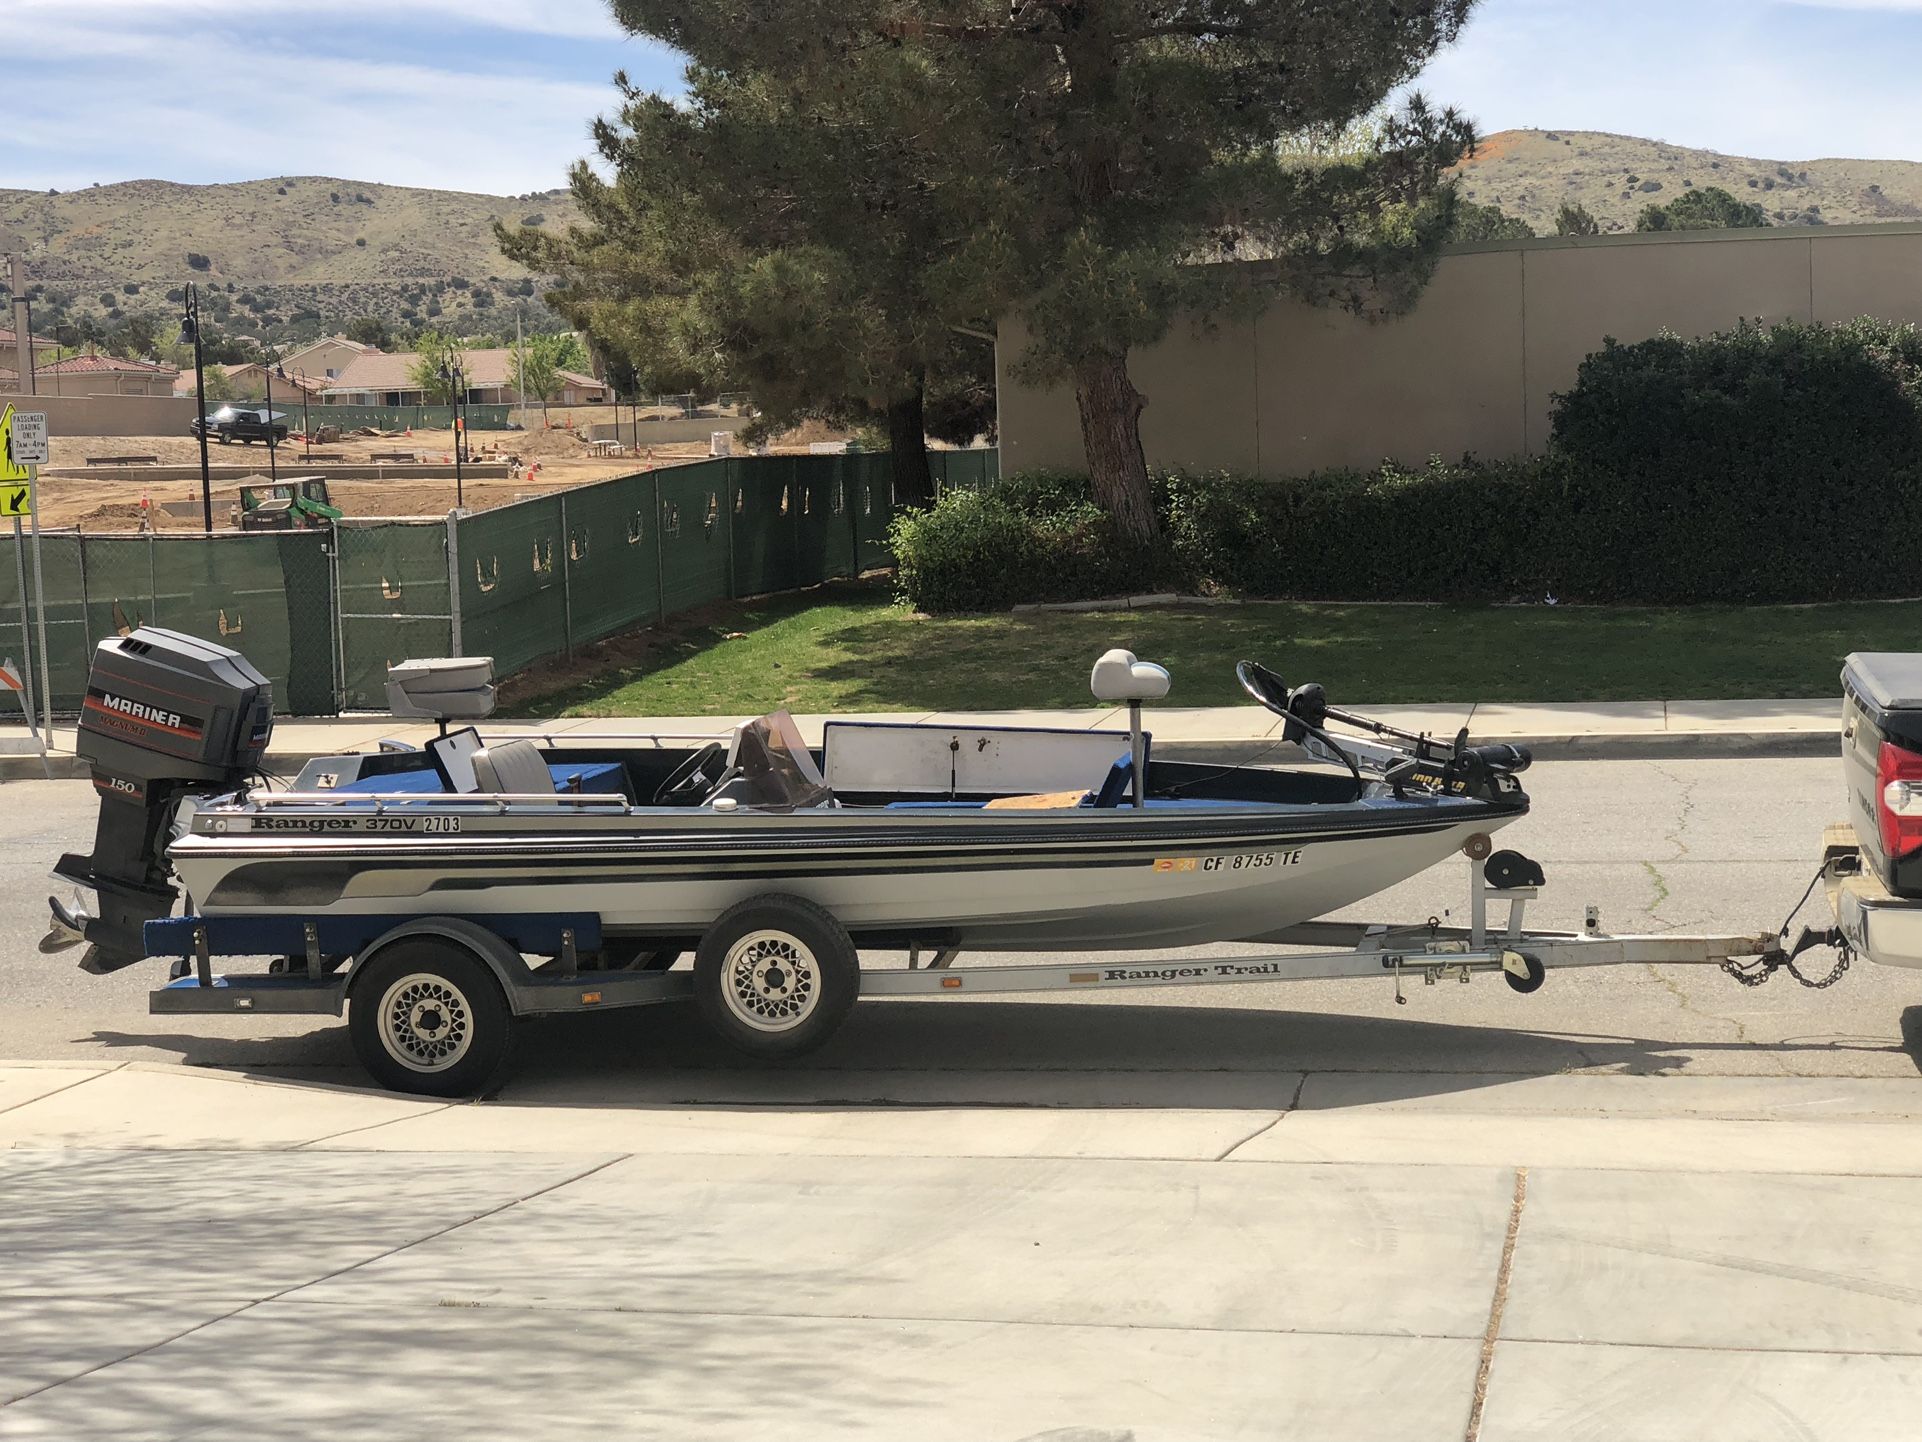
xmin=344 ymin=917 xmax=537 ymax=1014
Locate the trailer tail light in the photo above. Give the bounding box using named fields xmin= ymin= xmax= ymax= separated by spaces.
xmin=1878 ymin=741 xmax=1922 ymax=860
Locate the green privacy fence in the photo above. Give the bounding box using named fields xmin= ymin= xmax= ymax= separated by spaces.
xmin=444 ymin=449 xmax=968 ymax=688
xmin=303 ymin=403 xmax=516 ymax=433
xmin=2 ymin=448 xmax=995 ymax=716
xmin=0 ymin=530 xmax=337 ymax=717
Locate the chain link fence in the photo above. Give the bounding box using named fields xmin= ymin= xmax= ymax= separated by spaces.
xmin=0 ymin=448 xmax=996 ymax=718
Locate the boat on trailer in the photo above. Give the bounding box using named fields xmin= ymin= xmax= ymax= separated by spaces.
xmin=42 ymin=628 xmax=1812 ymax=1095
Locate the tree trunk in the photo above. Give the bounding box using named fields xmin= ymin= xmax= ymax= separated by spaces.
xmin=886 ymin=380 xmax=935 ymax=506
xmin=1074 ymin=348 xmax=1157 ymax=545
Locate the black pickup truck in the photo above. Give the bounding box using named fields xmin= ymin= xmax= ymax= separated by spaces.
xmin=190 ymin=406 xmax=289 ymax=446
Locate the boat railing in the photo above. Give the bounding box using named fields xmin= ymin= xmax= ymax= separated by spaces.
xmin=241 ymin=790 xmax=635 ymax=815
xmin=475 ymin=728 xmax=737 ymax=749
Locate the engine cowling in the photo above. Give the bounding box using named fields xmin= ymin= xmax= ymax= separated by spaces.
xmin=54 ymin=627 xmax=273 ymax=971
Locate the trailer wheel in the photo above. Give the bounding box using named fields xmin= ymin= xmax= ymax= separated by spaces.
xmin=694 ymin=895 xmax=857 ymax=1058
xmin=1504 ymin=953 xmax=1547 ymax=995
xmin=349 ymin=941 xmax=513 ymax=1097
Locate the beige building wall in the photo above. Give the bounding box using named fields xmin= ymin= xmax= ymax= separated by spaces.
xmin=0 ymin=392 xmax=197 ymax=436
xmin=996 ymin=222 xmax=1922 ymax=477
xmin=31 ymin=369 xmax=179 ymax=397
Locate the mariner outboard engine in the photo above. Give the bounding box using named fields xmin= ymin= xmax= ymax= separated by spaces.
xmin=50 ymin=627 xmax=273 ymax=973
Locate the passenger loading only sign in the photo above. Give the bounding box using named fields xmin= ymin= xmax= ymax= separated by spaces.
xmin=0 ymin=405 xmax=42 ymax=515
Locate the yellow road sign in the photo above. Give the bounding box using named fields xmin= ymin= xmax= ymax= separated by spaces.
xmin=0 ymin=405 xmax=28 ymax=483
xmin=0 ymin=481 xmax=30 ymax=517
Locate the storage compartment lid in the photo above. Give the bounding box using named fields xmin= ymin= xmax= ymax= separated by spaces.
xmin=1845 ymin=653 xmax=1922 ymax=712
xmin=387 ymin=656 xmax=495 ymax=689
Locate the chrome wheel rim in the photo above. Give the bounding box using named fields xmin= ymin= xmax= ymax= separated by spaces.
xmin=722 ymin=930 xmax=820 ymax=1032
xmin=376 ymin=972 xmax=474 ymax=1072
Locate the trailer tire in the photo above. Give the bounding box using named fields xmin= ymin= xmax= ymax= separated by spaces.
xmin=694 ymin=895 xmax=857 ymax=1058
xmin=349 ymin=941 xmax=513 ymax=1097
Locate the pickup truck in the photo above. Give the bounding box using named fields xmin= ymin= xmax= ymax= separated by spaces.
xmin=190 ymin=406 xmax=288 ymax=446
xmin=1825 ymin=653 xmax=1922 ymax=968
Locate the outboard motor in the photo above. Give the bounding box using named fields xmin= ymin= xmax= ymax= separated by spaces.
xmin=49 ymin=627 xmax=273 ymax=973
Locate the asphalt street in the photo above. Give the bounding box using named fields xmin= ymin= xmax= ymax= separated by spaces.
xmin=3 ymin=757 xmax=1919 ymax=1095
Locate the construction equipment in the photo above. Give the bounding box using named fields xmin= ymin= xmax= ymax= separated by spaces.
xmin=237 ymin=477 xmax=341 ymax=531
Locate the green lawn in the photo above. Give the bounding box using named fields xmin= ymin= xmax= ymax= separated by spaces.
xmin=503 ymin=581 xmax=1910 ymax=716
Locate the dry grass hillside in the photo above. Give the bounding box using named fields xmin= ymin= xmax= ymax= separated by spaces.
xmin=1454 ymin=130 xmax=1922 ymax=233
xmin=0 ymin=177 xmax=579 ymax=287
xmin=0 ymin=177 xmax=583 ymax=345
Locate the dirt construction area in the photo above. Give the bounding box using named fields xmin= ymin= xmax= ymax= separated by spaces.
xmin=33 ymin=422 xmax=727 ymax=530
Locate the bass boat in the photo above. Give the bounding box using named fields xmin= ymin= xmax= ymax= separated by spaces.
xmin=53 ymin=629 xmax=1532 ymax=970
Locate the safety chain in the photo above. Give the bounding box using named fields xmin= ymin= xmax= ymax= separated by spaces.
xmin=1719 ymin=862 xmax=1853 ymax=989
xmin=1721 ymin=944 xmax=1852 ymax=990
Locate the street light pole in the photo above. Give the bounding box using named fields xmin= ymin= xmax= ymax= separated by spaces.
xmin=179 ymin=282 xmax=213 ymax=530
xmin=279 ymin=363 xmax=307 ymax=462
xmin=262 ymin=345 xmax=278 ymax=483
xmin=439 ymin=360 xmax=465 ymax=510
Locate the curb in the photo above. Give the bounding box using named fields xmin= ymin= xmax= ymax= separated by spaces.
xmin=3 ymin=729 xmax=1837 ymax=782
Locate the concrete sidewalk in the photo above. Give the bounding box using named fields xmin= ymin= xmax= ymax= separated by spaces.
xmin=3 ymin=1062 xmax=1919 ymax=1440
xmin=0 ymin=696 xmax=1840 ymax=779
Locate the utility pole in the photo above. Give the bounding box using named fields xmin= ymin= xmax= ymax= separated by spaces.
xmin=8 ymin=253 xmax=29 ymax=396
xmin=515 ymin=309 xmax=526 ymax=432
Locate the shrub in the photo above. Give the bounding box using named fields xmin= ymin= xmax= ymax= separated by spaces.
xmin=891 ymin=474 xmax=1175 ymax=612
xmin=1547 ymin=317 xmax=1922 ymax=600
xmin=895 ymin=318 xmax=1922 ymax=612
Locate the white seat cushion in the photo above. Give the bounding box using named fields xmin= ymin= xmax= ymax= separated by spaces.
xmin=1090 ymin=648 xmax=1171 ymax=703
xmin=470 ymin=740 xmax=553 ymax=795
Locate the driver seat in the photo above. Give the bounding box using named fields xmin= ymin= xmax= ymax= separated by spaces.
xmin=471 ymin=740 xmax=554 ymax=795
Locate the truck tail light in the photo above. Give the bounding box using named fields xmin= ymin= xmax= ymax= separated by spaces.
xmin=1878 ymin=741 xmax=1922 ymax=860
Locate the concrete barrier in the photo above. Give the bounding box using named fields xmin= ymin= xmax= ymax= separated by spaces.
xmin=584 ymin=414 xmax=749 ymax=446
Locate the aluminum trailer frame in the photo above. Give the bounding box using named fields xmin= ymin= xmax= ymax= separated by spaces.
xmin=146 ymin=854 xmax=1783 ymax=1019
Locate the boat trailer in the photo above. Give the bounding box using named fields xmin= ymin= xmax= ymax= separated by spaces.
xmin=135 ymin=837 xmax=1828 ymax=1022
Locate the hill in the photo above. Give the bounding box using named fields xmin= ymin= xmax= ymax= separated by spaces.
xmin=0 ymin=176 xmax=582 ymax=347
xmin=1453 ymin=130 xmax=1922 ymax=234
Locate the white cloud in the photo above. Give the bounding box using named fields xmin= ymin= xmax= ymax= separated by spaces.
xmin=11 ymin=1 xmax=668 ymax=191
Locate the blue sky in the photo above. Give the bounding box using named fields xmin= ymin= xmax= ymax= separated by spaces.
xmin=10 ymin=0 xmax=1922 ymax=195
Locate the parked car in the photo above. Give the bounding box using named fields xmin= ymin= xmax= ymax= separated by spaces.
xmin=190 ymin=406 xmax=288 ymax=446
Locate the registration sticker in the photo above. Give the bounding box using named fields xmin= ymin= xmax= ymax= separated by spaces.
xmin=1154 ymin=857 xmax=1199 ymax=873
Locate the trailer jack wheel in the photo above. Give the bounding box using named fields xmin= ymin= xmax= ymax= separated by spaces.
xmin=1503 ymin=952 xmax=1547 ymax=994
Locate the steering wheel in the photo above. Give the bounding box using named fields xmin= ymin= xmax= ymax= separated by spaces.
xmin=653 ymin=741 xmax=729 ymax=806
xmin=1235 ymin=660 xmax=1292 ymax=717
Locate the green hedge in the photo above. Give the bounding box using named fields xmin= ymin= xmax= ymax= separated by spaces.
xmin=893 ymin=318 xmax=1922 ymax=611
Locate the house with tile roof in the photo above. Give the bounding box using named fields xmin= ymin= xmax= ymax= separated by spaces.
xmin=34 ymin=353 xmax=180 ymax=396
xmin=321 ymin=346 xmax=606 ymax=407
xmin=0 ymin=326 xmax=61 ymax=366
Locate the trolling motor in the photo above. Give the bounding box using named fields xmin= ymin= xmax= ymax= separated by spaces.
xmin=43 ymin=628 xmax=273 ymax=973
xmin=1235 ymin=660 xmax=1531 ymax=801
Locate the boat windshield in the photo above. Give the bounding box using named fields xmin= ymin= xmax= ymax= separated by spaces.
xmin=725 ymin=711 xmax=832 ymax=809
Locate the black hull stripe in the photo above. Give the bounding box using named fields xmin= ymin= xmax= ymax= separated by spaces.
xmin=200 ymin=821 xmax=1477 ymax=907
xmin=186 ymin=813 xmax=1502 ymax=865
